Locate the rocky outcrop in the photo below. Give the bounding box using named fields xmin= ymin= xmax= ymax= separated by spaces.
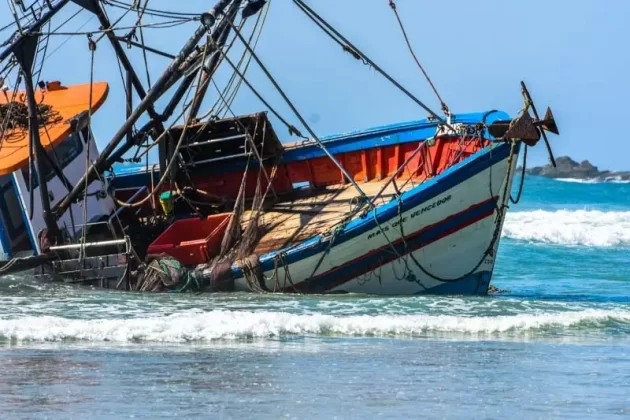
xmin=524 ymin=156 xmax=630 ymax=181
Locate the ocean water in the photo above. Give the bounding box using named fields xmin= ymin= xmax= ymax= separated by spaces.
xmin=1 ymin=175 xmax=630 ymax=419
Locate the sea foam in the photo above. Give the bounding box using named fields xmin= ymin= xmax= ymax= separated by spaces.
xmin=503 ymin=210 xmax=630 ymax=247
xmin=555 ymin=177 xmax=630 ymax=184
xmin=1 ymin=309 xmax=629 ymax=342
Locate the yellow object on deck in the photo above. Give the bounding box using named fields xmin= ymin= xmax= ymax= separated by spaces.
xmin=159 ymin=191 xmax=177 ymax=215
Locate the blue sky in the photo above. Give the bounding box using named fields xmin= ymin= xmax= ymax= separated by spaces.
xmin=1 ymin=0 xmax=629 ymax=169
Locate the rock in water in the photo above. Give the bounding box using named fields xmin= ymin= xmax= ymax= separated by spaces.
xmin=524 ymin=156 xmax=630 ymax=181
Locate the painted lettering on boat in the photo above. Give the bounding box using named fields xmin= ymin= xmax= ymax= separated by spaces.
xmin=409 ymin=195 xmax=452 ymax=219
xmin=366 ymin=194 xmax=452 ymax=240
xmin=367 ymin=226 xmax=390 ymax=239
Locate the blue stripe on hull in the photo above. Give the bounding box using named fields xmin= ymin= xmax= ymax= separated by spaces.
xmin=291 ymin=198 xmax=497 ymax=293
xmin=415 ymin=271 xmax=492 ymax=295
xmin=109 ymin=110 xmax=511 ymax=189
xmin=253 ymin=141 xmax=515 ymax=274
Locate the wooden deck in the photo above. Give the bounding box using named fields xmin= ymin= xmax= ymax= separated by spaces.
xmin=244 ymin=179 xmax=413 ymax=255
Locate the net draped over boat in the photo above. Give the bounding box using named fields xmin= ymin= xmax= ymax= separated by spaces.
xmin=0 ymin=101 xmax=62 ymax=135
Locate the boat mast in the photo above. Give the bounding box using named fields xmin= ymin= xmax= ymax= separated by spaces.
xmin=53 ymin=0 xmax=241 ymax=220
xmin=17 ymin=42 xmax=63 ymax=243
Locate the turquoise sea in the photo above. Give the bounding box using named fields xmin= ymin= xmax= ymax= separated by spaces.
xmin=1 ymin=175 xmax=630 ymax=419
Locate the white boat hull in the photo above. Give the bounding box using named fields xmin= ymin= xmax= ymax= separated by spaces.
xmin=233 ymin=142 xmax=519 ymax=295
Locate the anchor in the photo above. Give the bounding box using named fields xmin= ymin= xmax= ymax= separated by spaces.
xmin=486 ymin=81 xmax=559 ymax=167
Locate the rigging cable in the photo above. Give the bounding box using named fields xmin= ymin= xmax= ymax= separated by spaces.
xmin=215 ymin=0 xmax=270 ymax=118
xmin=50 ymin=7 xmax=83 ymax=33
xmin=34 ymin=17 xmax=197 ymax=36
xmin=211 ymin=43 xmax=306 ymax=139
xmin=407 ymin=141 xmax=519 ymax=283
xmin=387 ymin=0 xmax=449 ymax=115
xmin=510 ymin=144 xmax=527 ymax=204
xmin=292 ymin=0 xmax=453 ymax=132
xmin=211 ymin=77 xmax=278 ymax=199
xmin=181 ymin=13 xmax=244 ymax=117
xmin=94 ymin=0 xmax=137 ymax=44
xmin=6 ymin=0 xmax=24 ymax=35
xmin=208 ymin=14 xmax=257 ymax=116
xmin=132 ymin=4 xmax=250 ymax=163
xmin=45 ymin=13 xmax=94 ymax=59
xmin=105 ymin=0 xmax=201 ymax=19
xmin=0 ymin=18 xmax=17 ymax=34
xmin=79 ymin=34 xmax=97 ymax=261
xmin=136 ymin=0 xmax=152 ymax=87
xmin=223 ymin=19 xmax=369 ymax=201
xmin=111 ymin=36 xmax=215 ymax=208
xmin=32 ymin=20 xmax=50 ymax=82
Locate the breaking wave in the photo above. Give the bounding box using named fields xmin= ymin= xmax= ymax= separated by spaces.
xmin=1 ymin=309 xmax=629 ymax=342
xmin=503 ymin=210 xmax=630 ymax=247
xmin=555 ymin=177 xmax=630 ymax=184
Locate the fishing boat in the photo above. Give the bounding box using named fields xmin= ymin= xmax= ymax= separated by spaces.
xmin=0 ymin=0 xmax=559 ymax=295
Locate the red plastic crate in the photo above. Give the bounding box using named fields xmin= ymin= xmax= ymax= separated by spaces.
xmin=147 ymin=213 xmax=232 ymax=265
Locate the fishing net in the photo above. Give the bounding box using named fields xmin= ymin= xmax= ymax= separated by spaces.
xmin=0 ymin=101 xmax=62 ymax=134
xmin=135 ymin=255 xmax=202 ymax=293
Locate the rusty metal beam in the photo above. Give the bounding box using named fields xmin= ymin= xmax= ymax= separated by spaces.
xmin=53 ymin=0 xmax=237 ymax=220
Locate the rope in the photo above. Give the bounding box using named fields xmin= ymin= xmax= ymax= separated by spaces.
xmin=224 ymin=19 xmax=370 ymax=202
xmin=46 ymin=14 xmax=95 ymax=59
xmin=211 ymin=76 xmax=279 ymax=200
xmin=510 ymin=144 xmax=527 ymax=204
xmin=94 ymin=0 xmax=136 ymax=45
xmin=118 ymin=93 xmax=189 ymax=163
xmin=0 ymin=257 xmax=19 ymax=273
xmin=213 ymin=0 xmax=270 ymax=118
xmin=32 ymin=19 xmax=50 ymax=84
xmin=289 ymin=1 xmax=367 ymax=65
xmin=0 ymin=101 xmax=62 ymax=131
xmin=219 ymin=153 xmax=251 ymax=258
xmin=405 ymin=140 xmax=519 ymax=283
xmin=33 ymin=18 xmax=197 ymax=36
xmin=111 ymin=36 xmax=213 ymax=208
xmin=79 ymin=35 xmax=96 ymax=261
xmin=305 ymin=138 xmax=520 ymax=290
xmin=129 ymin=9 xmax=265 ymax=164
xmin=106 ymin=0 xmax=201 ymax=19
xmin=138 ymin=20 xmax=152 ymax=87
xmin=268 ymin=251 xmax=299 ymax=293
xmin=237 ymin=254 xmax=266 ymax=293
xmin=388 ymin=0 xmax=449 ymax=115
xmin=292 ymin=0 xmax=453 ymax=131
xmin=210 ymin=40 xmax=307 ymax=139
xmin=300 ymin=139 xmax=431 ymax=282
xmin=0 ymin=78 xmax=22 ymax=145
xmin=201 ymin=18 xmax=249 ymax=117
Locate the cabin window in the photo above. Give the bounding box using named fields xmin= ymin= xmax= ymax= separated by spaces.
xmin=21 ymin=130 xmax=84 ymax=191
